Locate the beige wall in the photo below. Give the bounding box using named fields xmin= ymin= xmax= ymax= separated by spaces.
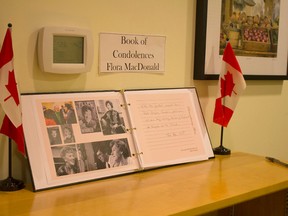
xmin=0 ymin=0 xmax=288 ymax=182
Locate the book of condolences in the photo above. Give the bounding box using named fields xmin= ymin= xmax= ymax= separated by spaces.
xmin=21 ymin=88 xmax=214 ymax=191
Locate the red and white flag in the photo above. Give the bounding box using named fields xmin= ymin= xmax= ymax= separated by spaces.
xmin=213 ymin=42 xmax=246 ymax=127
xmin=0 ymin=25 xmax=25 ymax=156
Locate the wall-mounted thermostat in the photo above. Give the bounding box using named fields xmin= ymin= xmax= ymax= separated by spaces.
xmin=38 ymin=26 xmax=93 ymax=74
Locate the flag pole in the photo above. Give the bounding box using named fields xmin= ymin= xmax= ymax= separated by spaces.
xmin=212 ymin=38 xmax=246 ymax=155
xmin=213 ymin=126 xmax=231 ymax=155
xmin=213 ymin=39 xmax=230 ymax=155
xmin=0 ymin=23 xmax=25 ymax=191
xmin=0 ymin=138 xmax=25 ymax=191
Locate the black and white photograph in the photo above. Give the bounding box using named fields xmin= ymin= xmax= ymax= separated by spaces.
xmin=61 ymin=124 xmax=76 ymax=144
xmin=47 ymin=126 xmax=62 ymax=145
xmin=97 ymin=99 xmax=126 ymax=135
xmin=52 ymin=145 xmax=80 ymax=176
xmin=92 ymin=140 xmax=111 ymax=169
xmin=75 ymin=100 xmax=101 ymax=134
xmin=51 ymin=138 xmax=132 ymax=177
xmin=92 ymin=139 xmax=132 ymax=169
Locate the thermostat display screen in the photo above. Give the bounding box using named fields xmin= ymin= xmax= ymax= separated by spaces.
xmin=53 ymin=36 xmax=84 ymax=64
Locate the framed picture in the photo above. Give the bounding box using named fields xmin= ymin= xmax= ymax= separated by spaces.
xmin=194 ymin=0 xmax=288 ymax=80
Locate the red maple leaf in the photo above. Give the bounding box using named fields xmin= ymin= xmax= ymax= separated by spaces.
xmin=220 ymin=70 xmax=235 ymax=97
xmin=4 ymin=70 xmax=20 ymax=105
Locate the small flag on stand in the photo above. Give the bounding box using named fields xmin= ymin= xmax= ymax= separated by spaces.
xmin=213 ymin=42 xmax=246 ymax=127
xmin=0 ymin=24 xmax=25 ymax=156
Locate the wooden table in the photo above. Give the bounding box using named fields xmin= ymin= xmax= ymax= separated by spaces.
xmin=1 ymin=152 xmax=288 ymax=216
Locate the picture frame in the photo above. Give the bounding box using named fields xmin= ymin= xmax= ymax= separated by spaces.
xmin=194 ymin=0 xmax=288 ymax=80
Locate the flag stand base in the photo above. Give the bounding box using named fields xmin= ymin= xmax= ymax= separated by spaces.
xmin=0 ymin=176 xmax=25 ymax=191
xmin=213 ymin=127 xmax=231 ymax=155
xmin=213 ymin=145 xmax=231 ymax=155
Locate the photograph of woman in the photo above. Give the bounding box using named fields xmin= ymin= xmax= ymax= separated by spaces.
xmin=47 ymin=127 xmax=62 ymax=145
xmin=63 ymin=102 xmax=77 ymax=124
xmin=61 ymin=125 xmax=76 ymax=144
xmin=108 ymin=139 xmax=132 ymax=167
xmin=55 ymin=146 xmax=80 ymax=176
xmin=99 ymin=100 xmax=126 ymax=135
xmin=75 ymin=101 xmax=101 ymax=134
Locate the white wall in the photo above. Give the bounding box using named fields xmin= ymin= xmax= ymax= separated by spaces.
xmin=0 ymin=0 xmax=288 ymax=183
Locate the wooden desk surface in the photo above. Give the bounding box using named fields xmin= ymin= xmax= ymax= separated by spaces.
xmin=1 ymin=152 xmax=288 ymax=216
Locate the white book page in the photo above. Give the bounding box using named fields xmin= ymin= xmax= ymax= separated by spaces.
xmin=124 ymin=88 xmax=213 ymax=169
xmin=22 ymin=91 xmax=140 ymax=191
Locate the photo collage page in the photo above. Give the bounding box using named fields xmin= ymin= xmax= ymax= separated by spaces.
xmin=41 ymin=97 xmax=136 ymax=178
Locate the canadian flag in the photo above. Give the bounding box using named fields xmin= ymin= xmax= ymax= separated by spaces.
xmin=213 ymin=42 xmax=246 ymax=127
xmin=0 ymin=25 xmax=25 ymax=156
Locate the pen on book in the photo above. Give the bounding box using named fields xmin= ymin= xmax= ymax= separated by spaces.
xmin=265 ymin=156 xmax=288 ymax=168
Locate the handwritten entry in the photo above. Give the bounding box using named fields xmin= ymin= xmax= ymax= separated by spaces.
xmin=124 ymin=90 xmax=208 ymax=167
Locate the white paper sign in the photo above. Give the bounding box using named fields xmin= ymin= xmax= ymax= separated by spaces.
xmin=99 ymin=33 xmax=165 ymax=73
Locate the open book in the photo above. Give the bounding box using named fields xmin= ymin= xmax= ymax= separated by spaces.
xmin=21 ymin=88 xmax=214 ymax=191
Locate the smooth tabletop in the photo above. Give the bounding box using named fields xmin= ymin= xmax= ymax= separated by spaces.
xmin=1 ymin=152 xmax=288 ymax=216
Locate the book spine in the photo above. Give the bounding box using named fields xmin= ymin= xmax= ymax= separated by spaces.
xmin=119 ymin=90 xmax=144 ymax=169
